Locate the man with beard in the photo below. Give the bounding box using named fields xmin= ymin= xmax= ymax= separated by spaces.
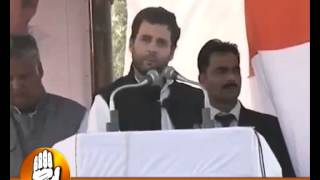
xmin=197 ymin=39 xmax=295 ymax=177
xmin=86 ymin=7 xmax=204 ymax=131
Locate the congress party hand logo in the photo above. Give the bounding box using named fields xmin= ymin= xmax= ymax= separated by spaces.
xmin=20 ymin=148 xmax=70 ymax=180
xmin=32 ymin=150 xmax=60 ymax=180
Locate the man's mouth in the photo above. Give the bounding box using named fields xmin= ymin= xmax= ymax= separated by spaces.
xmin=145 ymin=58 xmax=156 ymax=63
xmin=144 ymin=59 xmax=157 ymax=67
xmin=223 ymin=83 xmax=238 ymax=89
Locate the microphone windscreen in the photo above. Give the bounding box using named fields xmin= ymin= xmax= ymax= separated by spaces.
xmin=146 ymin=69 xmax=160 ymax=84
xmin=162 ymin=66 xmax=178 ymax=80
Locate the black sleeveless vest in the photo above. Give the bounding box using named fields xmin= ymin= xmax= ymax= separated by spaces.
xmin=100 ymin=71 xmax=204 ymax=131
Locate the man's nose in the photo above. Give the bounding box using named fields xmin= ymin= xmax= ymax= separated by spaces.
xmin=147 ymin=41 xmax=158 ymax=53
xmin=226 ymin=72 xmax=237 ymax=80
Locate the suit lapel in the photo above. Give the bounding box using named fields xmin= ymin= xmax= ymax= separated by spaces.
xmin=238 ymin=105 xmax=254 ymax=127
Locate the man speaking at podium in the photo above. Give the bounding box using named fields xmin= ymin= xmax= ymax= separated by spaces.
xmin=197 ymin=39 xmax=295 ymax=177
xmin=87 ymin=7 xmax=204 ymax=131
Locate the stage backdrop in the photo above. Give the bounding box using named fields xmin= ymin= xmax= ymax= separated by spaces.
xmin=29 ymin=0 xmax=92 ymax=108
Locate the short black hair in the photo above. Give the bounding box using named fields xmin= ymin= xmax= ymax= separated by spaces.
xmin=10 ymin=33 xmax=40 ymax=63
xmin=197 ymin=39 xmax=240 ymax=74
xmin=130 ymin=7 xmax=181 ymax=49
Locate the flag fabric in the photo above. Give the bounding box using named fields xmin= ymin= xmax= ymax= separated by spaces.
xmin=245 ymin=0 xmax=310 ymax=176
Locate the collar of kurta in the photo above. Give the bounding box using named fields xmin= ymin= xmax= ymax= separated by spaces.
xmin=10 ymin=92 xmax=50 ymax=118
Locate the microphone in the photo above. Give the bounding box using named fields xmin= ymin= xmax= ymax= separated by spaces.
xmin=107 ymin=69 xmax=160 ymax=131
xmin=109 ymin=69 xmax=160 ymax=110
xmin=162 ymin=66 xmax=201 ymax=86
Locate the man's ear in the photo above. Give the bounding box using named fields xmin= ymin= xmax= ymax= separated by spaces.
xmin=199 ymin=73 xmax=207 ymax=88
xmin=129 ymin=38 xmax=134 ymax=52
xmin=36 ymin=61 xmax=44 ymax=78
xmin=169 ymin=46 xmax=176 ymax=61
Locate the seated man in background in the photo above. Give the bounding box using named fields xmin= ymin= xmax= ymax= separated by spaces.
xmin=10 ymin=34 xmax=86 ymax=176
xmin=197 ymin=39 xmax=295 ymax=177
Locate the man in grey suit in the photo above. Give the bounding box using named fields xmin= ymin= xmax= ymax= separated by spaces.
xmin=10 ymin=34 xmax=86 ymax=176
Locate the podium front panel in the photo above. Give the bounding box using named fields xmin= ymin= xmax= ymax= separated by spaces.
xmin=53 ymin=127 xmax=282 ymax=177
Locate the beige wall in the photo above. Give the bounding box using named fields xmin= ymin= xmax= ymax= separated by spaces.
xmin=29 ymin=0 xmax=92 ymax=108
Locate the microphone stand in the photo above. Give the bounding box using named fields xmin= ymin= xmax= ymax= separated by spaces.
xmin=107 ymin=70 xmax=159 ymax=131
xmin=107 ymin=80 xmax=149 ymax=131
xmin=162 ymin=66 xmax=213 ymax=129
xmin=201 ymin=107 xmax=215 ymax=128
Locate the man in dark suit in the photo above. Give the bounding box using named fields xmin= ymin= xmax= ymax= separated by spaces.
xmin=197 ymin=39 xmax=295 ymax=177
xmin=10 ymin=34 xmax=86 ymax=176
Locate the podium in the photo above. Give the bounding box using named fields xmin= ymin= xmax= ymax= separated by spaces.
xmin=53 ymin=127 xmax=282 ymax=177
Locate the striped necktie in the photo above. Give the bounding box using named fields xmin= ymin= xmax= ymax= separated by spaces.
xmin=215 ymin=113 xmax=236 ymax=127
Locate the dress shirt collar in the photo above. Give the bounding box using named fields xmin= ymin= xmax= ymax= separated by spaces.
xmin=203 ymin=89 xmax=241 ymax=121
xmin=209 ymin=101 xmax=241 ymax=121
